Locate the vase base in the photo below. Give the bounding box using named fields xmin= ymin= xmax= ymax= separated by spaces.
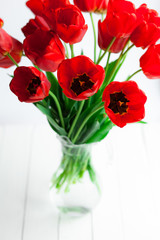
xmin=50 ymin=170 xmax=101 ymax=218
xmin=58 ymin=206 xmax=90 ymax=217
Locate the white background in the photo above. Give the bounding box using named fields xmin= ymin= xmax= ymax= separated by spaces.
xmin=0 ymin=0 xmax=160 ymax=124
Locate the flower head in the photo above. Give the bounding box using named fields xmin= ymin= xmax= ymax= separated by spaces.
xmin=131 ymin=4 xmax=160 ymax=49
xmin=21 ymin=16 xmax=50 ymax=37
xmin=55 ymin=5 xmax=88 ymax=44
xmin=0 ymin=19 xmax=4 ymax=28
xmin=10 ymin=66 xmax=51 ymax=103
xmin=0 ymin=28 xmax=13 ymax=56
xmin=98 ymin=18 xmax=129 ymax=53
xmin=26 ymin=0 xmax=70 ymax=17
xmin=140 ymin=44 xmax=160 ymax=79
xmin=102 ymin=81 xmax=147 ymax=128
xmin=57 ymin=55 xmax=105 ymax=101
xmin=26 ymin=0 xmax=70 ymax=31
xmin=105 ymin=0 xmax=141 ymax=38
xmin=23 ymin=29 xmax=65 ymax=72
xmin=0 ymin=37 xmax=23 ymax=68
xmin=73 ymin=0 xmax=108 ymax=13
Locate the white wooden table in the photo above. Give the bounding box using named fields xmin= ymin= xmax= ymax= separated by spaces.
xmin=0 ymin=123 xmax=160 ymax=240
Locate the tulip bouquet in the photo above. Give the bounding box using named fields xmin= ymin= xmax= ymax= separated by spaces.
xmin=0 ymin=0 xmax=160 ymax=192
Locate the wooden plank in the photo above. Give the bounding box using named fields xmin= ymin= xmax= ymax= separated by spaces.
xmin=0 ymin=125 xmax=33 ymax=240
xmin=59 ymin=213 xmax=92 ymax=240
xmin=141 ymin=123 xmax=160 ymax=239
xmin=0 ymin=126 xmax=5 ymax=161
xmin=113 ymin=124 xmax=158 ymax=240
xmin=92 ymin=128 xmax=125 ymax=240
xmin=92 ymin=124 xmax=160 ymax=239
xmin=23 ymin=125 xmax=60 ymax=240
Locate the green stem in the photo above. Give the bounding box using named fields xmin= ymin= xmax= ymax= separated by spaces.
xmin=104 ymin=41 xmax=134 ymax=85
xmin=105 ymin=47 xmax=125 ymax=86
xmin=96 ymin=37 xmax=116 ymax=64
xmin=70 ymin=44 xmax=75 ymax=58
xmin=122 ymin=44 xmax=134 ymax=57
xmin=33 ymin=64 xmax=41 ymax=71
xmin=64 ymin=43 xmax=69 ymax=59
xmin=49 ymin=91 xmax=65 ymax=129
xmin=6 ymin=53 xmax=19 ymax=67
xmin=97 ymin=49 xmax=102 ymax=63
xmin=126 ymin=69 xmax=142 ymax=81
xmin=105 ymin=52 xmax=111 ymax=74
xmin=72 ymin=104 xmax=104 ymax=143
xmin=68 ymin=100 xmax=85 ymax=139
xmin=101 ymin=13 xmax=105 ymax=21
xmin=90 ymin=13 xmax=97 ymax=63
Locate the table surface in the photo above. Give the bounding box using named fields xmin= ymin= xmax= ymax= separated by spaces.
xmin=0 ymin=123 xmax=160 ymax=240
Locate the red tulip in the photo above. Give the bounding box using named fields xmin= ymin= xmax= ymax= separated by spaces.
xmin=98 ymin=18 xmax=129 ymax=53
xmin=26 ymin=0 xmax=70 ymax=31
xmin=26 ymin=0 xmax=48 ymax=16
xmin=140 ymin=44 xmax=160 ymax=79
xmin=99 ymin=0 xmax=108 ymax=11
xmin=0 ymin=37 xmax=23 ymax=68
xmin=0 ymin=18 xmax=4 ymax=28
xmin=10 ymin=66 xmax=51 ymax=103
xmin=0 ymin=28 xmax=13 ymax=57
xmin=102 ymin=81 xmax=147 ymax=128
xmin=105 ymin=0 xmax=141 ymax=38
xmin=22 ymin=16 xmax=50 ymax=37
xmin=57 ymin=55 xmax=105 ymax=101
xmin=26 ymin=0 xmax=70 ymax=16
xmin=23 ymin=29 xmax=65 ymax=72
xmin=131 ymin=4 xmax=160 ymax=49
xmin=73 ymin=0 xmax=108 ymax=13
xmin=55 ymin=5 xmax=88 ymax=44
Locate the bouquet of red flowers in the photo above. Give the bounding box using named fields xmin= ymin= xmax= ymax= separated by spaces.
xmin=0 ymin=0 xmax=160 ymax=192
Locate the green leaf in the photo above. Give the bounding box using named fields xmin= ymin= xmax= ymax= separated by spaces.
xmin=61 ymin=92 xmax=76 ymax=115
xmin=102 ymin=53 xmax=127 ymax=90
xmin=70 ymin=102 xmax=104 ymax=140
xmin=47 ymin=116 xmax=67 ymax=136
xmin=7 ymin=74 xmax=14 ymax=78
xmin=108 ymin=52 xmax=127 ymax=83
xmin=137 ymin=121 xmax=147 ymax=124
xmin=76 ymin=109 xmax=108 ymax=143
xmin=63 ymin=101 xmax=80 ymax=130
xmin=86 ymin=119 xmax=114 ymax=143
xmin=89 ymin=59 xmax=118 ymax=104
xmin=77 ymin=121 xmax=100 ymax=144
xmin=35 ymin=102 xmax=57 ymax=119
xmin=34 ymin=102 xmax=66 ymax=135
xmin=46 ymin=72 xmax=59 ymax=95
xmin=81 ymin=49 xmax=84 ymax=55
xmin=46 ymin=72 xmax=71 ymax=117
xmin=46 ymin=72 xmax=64 ymax=104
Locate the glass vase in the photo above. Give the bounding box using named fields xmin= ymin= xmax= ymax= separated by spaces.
xmin=50 ymin=136 xmax=101 ymax=217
